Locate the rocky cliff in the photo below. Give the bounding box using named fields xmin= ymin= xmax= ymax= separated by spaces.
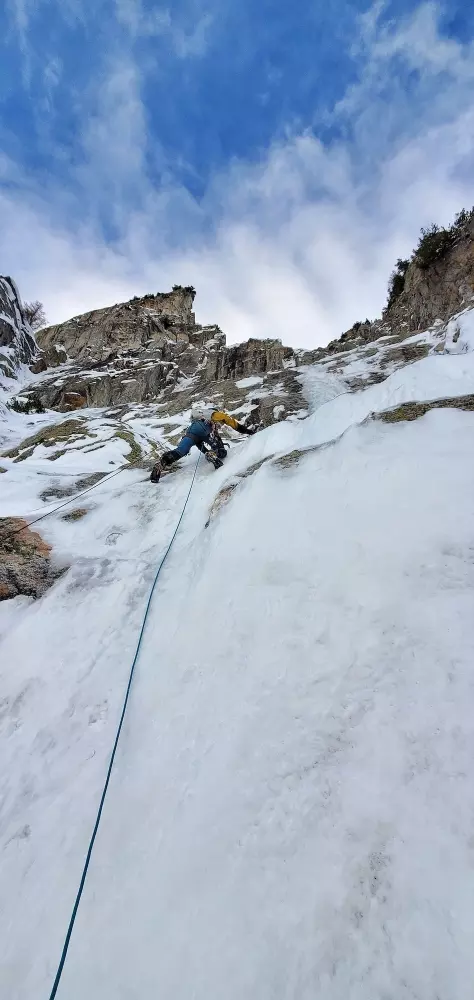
xmin=22 ymin=288 xmax=304 ymax=425
xmin=3 ymin=210 xmax=474 ymax=593
xmin=383 ymin=212 xmax=474 ymax=332
xmin=318 ymin=209 xmax=474 ymax=362
xmin=0 ymin=277 xmax=37 ymax=383
xmin=37 ymin=286 xmax=198 ymax=362
xmin=8 ymin=207 xmax=474 ymax=429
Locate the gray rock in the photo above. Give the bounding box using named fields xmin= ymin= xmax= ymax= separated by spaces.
xmin=37 ymin=287 xmax=198 ymax=362
xmin=383 ymin=224 xmax=474 ymax=330
xmin=21 ymin=293 xmax=308 ymax=423
xmin=0 ymin=276 xmax=37 ymax=380
xmin=15 ymin=222 xmax=474 ymax=425
xmin=29 ymin=344 xmax=68 ymax=374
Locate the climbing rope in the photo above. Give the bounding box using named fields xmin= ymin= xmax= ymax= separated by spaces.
xmin=2 ymin=467 xmax=128 ymax=540
xmin=3 ymin=387 xmax=348 ymax=542
xmin=47 ymin=451 xmax=201 ymax=999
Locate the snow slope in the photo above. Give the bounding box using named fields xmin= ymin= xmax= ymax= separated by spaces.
xmin=2 ymin=319 xmax=474 ymax=999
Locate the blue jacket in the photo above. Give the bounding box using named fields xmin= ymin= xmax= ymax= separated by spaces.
xmin=185 ymin=419 xmax=213 ymax=443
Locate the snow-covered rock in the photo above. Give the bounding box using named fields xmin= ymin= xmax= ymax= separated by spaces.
xmin=0 ymin=276 xmax=37 ymax=384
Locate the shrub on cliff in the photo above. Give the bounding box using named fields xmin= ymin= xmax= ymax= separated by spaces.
xmin=387 ymin=259 xmax=410 ymax=309
xmin=414 ymin=208 xmax=474 ymax=270
xmin=24 ymin=300 xmax=47 ymax=331
xmin=386 ymin=206 xmax=474 ymax=308
xmin=172 ymin=284 xmax=196 ymax=295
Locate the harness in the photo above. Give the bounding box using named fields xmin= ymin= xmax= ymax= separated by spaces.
xmin=185 ymin=419 xmax=225 ymax=456
xmin=185 ymin=431 xmax=202 ymax=446
xmin=184 ymin=419 xmax=213 ymax=448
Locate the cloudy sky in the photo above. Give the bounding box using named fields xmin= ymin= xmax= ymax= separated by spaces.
xmin=1 ymin=0 xmax=474 ymax=346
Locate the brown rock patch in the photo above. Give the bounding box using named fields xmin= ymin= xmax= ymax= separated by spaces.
xmin=61 ymin=508 xmax=89 ymax=522
xmin=61 ymin=391 xmax=87 ymax=411
xmin=0 ymin=518 xmax=66 ymax=601
xmin=376 ymin=394 xmax=474 ymax=423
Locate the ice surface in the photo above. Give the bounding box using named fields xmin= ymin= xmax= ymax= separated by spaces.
xmin=236 ymin=376 xmax=264 ymax=389
xmin=2 ymin=313 xmax=474 ymax=999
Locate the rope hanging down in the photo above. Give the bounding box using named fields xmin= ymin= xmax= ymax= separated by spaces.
xmin=4 ymin=467 xmax=127 ymax=540
xmin=47 ymin=452 xmax=201 ymax=999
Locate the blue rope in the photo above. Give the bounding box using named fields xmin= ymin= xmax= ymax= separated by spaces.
xmin=47 ymin=453 xmax=201 ymax=999
xmin=8 ymin=467 xmax=127 ymax=539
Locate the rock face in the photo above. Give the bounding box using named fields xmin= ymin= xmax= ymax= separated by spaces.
xmin=383 ymin=215 xmax=474 ymax=332
xmin=37 ymin=287 xmax=197 ymax=362
xmin=29 ymin=344 xmax=68 ymax=374
xmin=22 ymin=333 xmax=303 ymax=424
xmin=301 ymin=214 xmax=474 ymax=364
xmin=0 ymin=519 xmax=65 ymax=601
xmin=4 ymin=214 xmax=473 ymax=596
xmin=0 ymin=276 xmax=37 ymax=382
xmin=13 ymin=215 xmax=474 ymax=420
xmin=212 ymin=338 xmax=293 ymax=381
xmin=21 ymin=290 xmax=306 ymax=423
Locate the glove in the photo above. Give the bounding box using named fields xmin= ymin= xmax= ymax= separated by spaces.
xmin=236 ymin=423 xmax=256 ymax=435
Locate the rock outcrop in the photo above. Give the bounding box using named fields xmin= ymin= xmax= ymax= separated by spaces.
xmin=0 ymin=519 xmax=65 ymax=601
xmin=37 ymin=286 xmax=198 ymax=362
xmin=11 ymin=211 xmax=474 ymax=421
xmin=29 ymin=344 xmax=68 ymax=374
xmin=20 ymin=335 xmax=304 ymax=425
xmin=316 ymin=212 xmax=474 ymax=362
xmin=19 ymin=290 xmax=306 ymax=424
xmin=383 ymin=214 xmax=474 ymax=332
xmin=211 ymin=338 xmax=293 ymax=381
xmin=0 ymin=277 xmax=37 ymax=382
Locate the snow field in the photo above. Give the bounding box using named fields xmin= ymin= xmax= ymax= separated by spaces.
xmin=1 ymin=320 xmax=474 ymax=998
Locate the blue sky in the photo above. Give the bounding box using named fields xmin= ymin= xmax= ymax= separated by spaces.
xmin=1 ymin=0 xmax=474 ymax=345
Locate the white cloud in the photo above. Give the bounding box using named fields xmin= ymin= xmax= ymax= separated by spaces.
xmin=6 ymin=0 xmax=84 ymax=86
xmin=115 ymin=0 xmax=171 ymax=38
xmin=1 ymin=1 xmax=474 ymax=347
xmin=6 ymin=0 xmax=29 ymax=38
xmin=6 ymin=0 xmax=34 ymax=85
xmin=75 ymin=55 xmax=149 ymax=223
xmin=171 ymin=12 xmax=213 ymax=58
xmin=337 ymin=1 xmax=474 ymax=131
xmin=114 ymin=0 xmax=213 ymax=59
xmin=368 ymin=2 xmax=473 ymax=74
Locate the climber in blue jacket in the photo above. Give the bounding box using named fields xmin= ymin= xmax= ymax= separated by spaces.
xmin=150 ymin=406 xmax=255 ymax=482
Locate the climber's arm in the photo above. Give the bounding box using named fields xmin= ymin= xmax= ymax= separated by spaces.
xmin=212 ymin=411 xmax=256 ymax=435
xmin=212 ymin=411 xmax=240 ymax=431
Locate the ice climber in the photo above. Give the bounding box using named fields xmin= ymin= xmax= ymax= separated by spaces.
xmin=150 ymin=407 xmax=256 ymax=482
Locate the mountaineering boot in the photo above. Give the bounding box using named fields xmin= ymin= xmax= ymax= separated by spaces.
xmin=150 ymin=461 xmax=162 ymax=483
xmin=150 ymin=449 xmax=181 ymax=483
